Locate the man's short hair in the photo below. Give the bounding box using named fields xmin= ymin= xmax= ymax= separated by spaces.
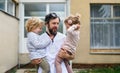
xmin=45 ymin=13 xmax=60 ymax=24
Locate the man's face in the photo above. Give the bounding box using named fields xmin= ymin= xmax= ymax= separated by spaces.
xmin=47 ymin=18 xmax=60 ymax=35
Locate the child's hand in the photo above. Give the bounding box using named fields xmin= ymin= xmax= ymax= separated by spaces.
xmin=75 ymin=24 xmax=80 ymax=30
xmin=31 ymin=58 xmax=42 ymax=65
xmin=77 ymin=24 xmax=80 ymax=29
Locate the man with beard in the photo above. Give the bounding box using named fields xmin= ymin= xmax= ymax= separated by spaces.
xmin=31 ymin=13 xmax=68 ymax=73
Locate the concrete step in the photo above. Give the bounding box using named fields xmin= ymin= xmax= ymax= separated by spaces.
xmin=16 ymin=69 xmax=36 ymax=73
xmin=16 ymin=68 xmax=81 ymax=73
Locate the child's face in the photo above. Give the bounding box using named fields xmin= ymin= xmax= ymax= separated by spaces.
xmin=32 ymin=26 xmax=42 ymax=34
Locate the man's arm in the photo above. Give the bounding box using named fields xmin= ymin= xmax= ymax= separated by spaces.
xmin=58 ymin=49 xmax=75 ymax=60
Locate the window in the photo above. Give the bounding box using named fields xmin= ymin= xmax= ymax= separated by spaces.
xmin=7 ymin=0 xmax=15 ymax=15
xmin=0 ymin=0 xmax=15 ymax=15
xmin=24 ymin=3 xmax=66 ymax=37
xmin=0 ymin=0 xmax=5 ymax=10
xmin=90 ymin=4 xmax=120 ymax=49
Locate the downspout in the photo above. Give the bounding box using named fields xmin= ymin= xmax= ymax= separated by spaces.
xmin=66 ymin=0 xmax=72 ymax=67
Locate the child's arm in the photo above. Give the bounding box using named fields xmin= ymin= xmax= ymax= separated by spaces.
xmin=28 ymin=33 xmax=51 ymax=49
xmin=67 ymin=24 xmax=80 ymax=33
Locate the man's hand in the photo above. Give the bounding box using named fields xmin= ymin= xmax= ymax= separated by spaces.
xmin=58 ymin=49 xmax=75 ymax=60
xmin=58 ymin=48 xmax=67 ymax=58
xmin=31 ymin=58 xmax=42 ymax=65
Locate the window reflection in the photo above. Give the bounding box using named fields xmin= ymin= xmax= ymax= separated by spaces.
xmin=25 ymin=4 xmax=46 ymax=16
xmin=91 ymin=4 xmax=111 ymax=18
xmin=113 ymin=5 xmax=120 ymax=17
xmin=7 ymin=0 xmax=14 ymax=15
xmin=50 ymin=4 xmax=65 ymax=17
xmin=0 ymin=0 xmax=5 ymax=10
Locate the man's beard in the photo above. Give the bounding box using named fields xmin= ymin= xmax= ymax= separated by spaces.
xmin=48 ymin=25 xmax=57 ymax=36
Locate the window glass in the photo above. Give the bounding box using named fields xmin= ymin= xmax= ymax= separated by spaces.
xmin=49 ymin=4 xmax=65 ymax=17
xmin=58 ymin=20 xmax=63 ymax=33
xmin=7 ymin=0 xmax=14 ymax=15
xmin=91 ymin=4 xmax=111 ymax=18
xmin=113 ymin=5 xmax=120 ymax=17
xmin=0 ymin=0 xmax=5 ymax=10
xmin=25 ymin=4 xmax=46 ymax=16
xmin=90 ymin=19 xmax=113 ymax=48
xmin=114 ymin=19 xmax=120 ymax=47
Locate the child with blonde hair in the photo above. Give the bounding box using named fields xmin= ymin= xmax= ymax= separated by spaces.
xmin=25 ymin=17 xmax=52 ymax=73
xmin=55 ymin=14 xmax=81 ymax=73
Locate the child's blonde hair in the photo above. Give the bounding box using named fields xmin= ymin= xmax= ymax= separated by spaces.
xmin=25 ymin=17 xmax=44 ymax=32
xmin=64 ymin=13 xmax=81 ymax=26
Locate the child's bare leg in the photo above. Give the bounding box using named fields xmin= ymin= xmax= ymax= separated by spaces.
xmin=55 ymin=55 xmax=63 ymax=73
xmin=64 ymin=60 xmax=73 ymax=73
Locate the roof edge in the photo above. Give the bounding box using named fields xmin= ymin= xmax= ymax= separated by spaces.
xmin=0 ymin=10 xmax=19 ymax=20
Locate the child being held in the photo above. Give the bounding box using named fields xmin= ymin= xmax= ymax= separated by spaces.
xmin=25 ymin=17 xmax=52 ymax=73
xmin=55 ymin=14 xmax=81 ymax=73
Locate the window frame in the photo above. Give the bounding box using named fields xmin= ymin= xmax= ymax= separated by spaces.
xmin=90 ymin=4 xmax=120 ymax=54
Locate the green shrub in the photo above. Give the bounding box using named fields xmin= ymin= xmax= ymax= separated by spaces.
xmin=77 ymin=65 xmax=120 ymax=73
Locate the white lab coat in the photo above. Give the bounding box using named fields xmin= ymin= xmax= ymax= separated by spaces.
xmin=38 ymin=32 xmax=68 ymax=73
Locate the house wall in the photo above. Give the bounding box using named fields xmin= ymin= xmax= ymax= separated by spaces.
xmin=71 ymin=0 xmax=120 ymax=64
xmin=0 ymin=11 xmax=19 ymax=73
